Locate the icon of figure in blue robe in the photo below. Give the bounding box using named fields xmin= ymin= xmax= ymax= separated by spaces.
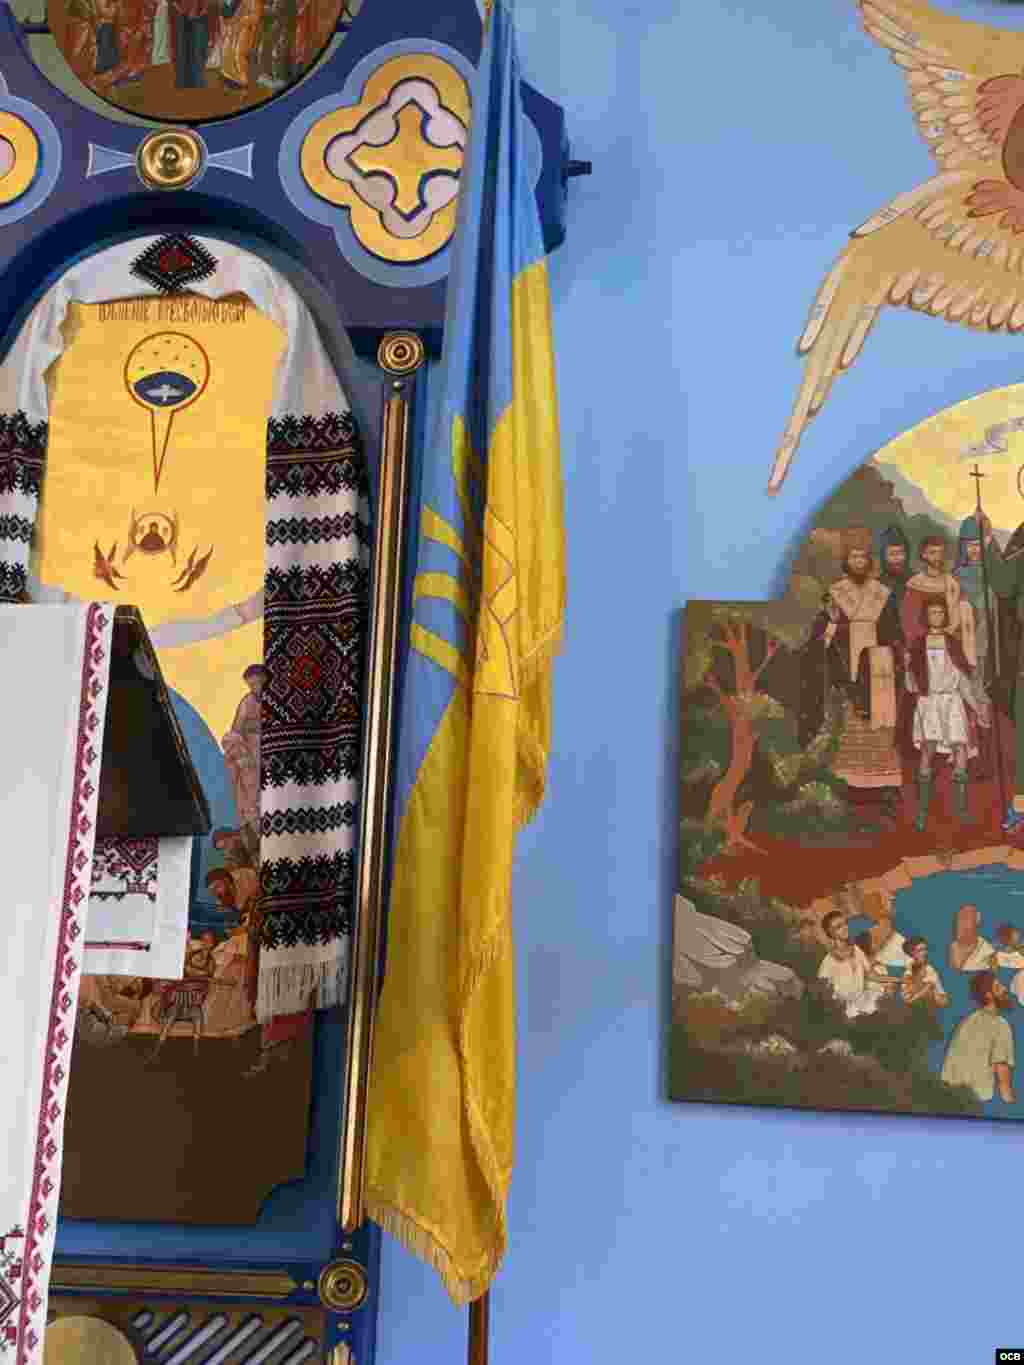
xmin=93 ymin=0 xmax=121 ymax=75
xmin=168 ymin=0 xmax=218 ymax=87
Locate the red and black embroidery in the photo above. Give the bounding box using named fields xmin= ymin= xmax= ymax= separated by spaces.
xmin=14 ymin=605 xmax=110 ymax=1362
xmin=266 ymin=410 xmax=358 ymax=455
xmin=0 ymin=415 xmax=46 ymax=497
xmin=260 ymin=901 xmax=354 ymax=951
xmin=0 ymin=414 xmax=46 ymax=504
xmin=90 ymin=836 xmax=159 ymax=902
xmin=129 ymin=235 xmax=219 ymax=295
xmin=261 ymin=801 xmax=356 ymax=837
xmin=0 ymin=385 xmax=370 ymax=979
xmin=266 ymin=512 xmax=363 ymax=546
xmin=0 ymin=413 xmax=47 ymax=605
xmin=264 ymin=559 xmax=367 ymax=606
xmin=0 ymin=1227 xmax=24 ymax=1353
xmin=0 ymin=516 xmax=32 ymax=546
xmin=260 ymin=411 xmax=368 ymax=954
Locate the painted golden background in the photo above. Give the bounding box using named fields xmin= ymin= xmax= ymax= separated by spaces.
xmin=874 ymin=384 xmax=1024 ymax=533
xmin=33 ymin=297 xmax=285 ymax=740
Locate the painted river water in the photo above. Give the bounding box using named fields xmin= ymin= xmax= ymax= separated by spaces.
xmin=850 ymin=864 xmax=1024 ymax=1120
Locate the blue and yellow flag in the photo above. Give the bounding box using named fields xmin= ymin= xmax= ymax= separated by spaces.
xmin=364 ymin=0 xmax=565 ymax=1306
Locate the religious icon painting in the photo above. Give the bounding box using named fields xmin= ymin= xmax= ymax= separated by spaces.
xmin=48 ymin=0 xmax=351 ymax=123
xmin=673 ymin=384 xmax=1024 ymax=1124
xmin=29 ymin=293 xmax=314 ymax=1224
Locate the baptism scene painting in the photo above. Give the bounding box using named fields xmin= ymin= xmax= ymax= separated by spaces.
xmin=48 ymin=0 xmax=355 ymax=122
xmin=673 ymin=383 xmax=1024 ymax=1126
xmin=36 ymin=293 xmax=315 ymax=1224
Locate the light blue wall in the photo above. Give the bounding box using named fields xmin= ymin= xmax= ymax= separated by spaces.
xmin=378 ymin=2 xmax=1024 ymax=1361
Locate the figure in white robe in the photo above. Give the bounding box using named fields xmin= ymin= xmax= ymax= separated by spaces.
xmin=874 ymin=927 xmax=910 ymax=968
xmin=949 ymin=904 xmax=995 ymax=973
xmin=906 ymin=599 xmax=991 ymax=830
xmin=911 ymin=643 xmax=977 ymax=755
xmin=818 ymin=910 xmax=890 ymax=1017
xmin=942 ymin=971 xmax=1016 ymax=1102
xmin=994 ymin=924 xmax=1024 ymax=971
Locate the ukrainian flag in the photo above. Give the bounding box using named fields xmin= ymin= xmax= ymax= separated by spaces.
xmin=364 ymin=0 xmax=565 ymax=1306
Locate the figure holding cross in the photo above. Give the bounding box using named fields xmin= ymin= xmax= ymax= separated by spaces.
xmin=952 ymin=467 xmax=1004 ymax=786
xmin=956 ymin=469 xmax=1001 ymax=687
xmin=969 ymin=461 xmax=1024 ymax=831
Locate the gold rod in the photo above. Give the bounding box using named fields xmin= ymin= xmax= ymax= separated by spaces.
xmin=49 ymin=1264 xmax=299 ymax=1298
xmin=468 ymin=1292 xmax=490 ymax=1365
xmin=339 ymin=334 xmax=423 ymax=1231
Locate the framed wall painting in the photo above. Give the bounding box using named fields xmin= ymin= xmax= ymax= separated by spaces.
xmin=674 ymin=383 xmax=1024 ymax=1123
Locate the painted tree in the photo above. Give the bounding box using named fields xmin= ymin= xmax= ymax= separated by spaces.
xmin=684 ymin=597 xmax=818 ymax=854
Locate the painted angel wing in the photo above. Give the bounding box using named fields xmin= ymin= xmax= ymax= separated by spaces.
xmin=861 ymin=0 xmax=1024 ymax=171
xmin=769 ymin=169 xmax=1024 ymax=492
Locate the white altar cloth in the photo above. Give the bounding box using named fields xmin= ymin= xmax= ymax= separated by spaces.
xmin=84 ymin=835 xmax=192 ymax=980
xmin=0 ymin=603 xmax=113 ymax=1365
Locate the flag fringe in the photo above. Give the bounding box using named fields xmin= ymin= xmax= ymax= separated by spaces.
xmin=516 ymin=619 xmax=564 ymax=825
xmin=454 ymin=875 xmax=516 ymax=1294
xmin=442 ymin=620 xmax=564 ymax=1297
xmin=366 ymin=629 xmax=562 ymax=1305
xmin=365 ymin=1196 xmax=500 ymax=1308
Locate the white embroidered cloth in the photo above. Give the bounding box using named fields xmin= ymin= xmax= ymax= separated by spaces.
xmin=84 ymin=836 xmax=193 ymax=979
xmin=0 ymin=602 xmax=113 ymax=1365
xmin=0 ymin=238 xmax=367 ymax=1022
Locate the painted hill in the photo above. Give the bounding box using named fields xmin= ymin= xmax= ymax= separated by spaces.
xmin=873 ymin=458 xmax=1013 ymax=545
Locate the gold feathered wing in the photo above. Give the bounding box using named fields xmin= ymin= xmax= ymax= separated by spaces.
xmin=769 ymin=0 xmax=1024 ymax=493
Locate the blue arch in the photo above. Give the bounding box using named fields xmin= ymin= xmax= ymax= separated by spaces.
xmin=167 ymin=686 xmax=239 ymax=929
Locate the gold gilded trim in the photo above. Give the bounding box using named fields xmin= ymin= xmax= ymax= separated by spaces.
xmin=338 ymin=332 xmax=425 ymax=1233
xmin=136 ymin=129 xmax=204 ymax=191
xmin=0 ymin=113 xmax=39 ymax=205
xmin=317 ymin=1260 xmax=368 ymax=1313
xmin=50 ymin=1265 xmax=299 ymax=1298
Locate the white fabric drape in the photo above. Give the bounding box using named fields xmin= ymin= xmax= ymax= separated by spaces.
xmin=0 ymin=241 xmax=346 ymax=427
xmin=84 ymin=835 xmax=193 ymax=979
xmin=0 ymin=238 xmax=367 ymax=1021
xmin=0 ymin=603 xmax=113 ymax=1365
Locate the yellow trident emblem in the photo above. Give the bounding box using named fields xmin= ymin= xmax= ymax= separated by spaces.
xmin=412 ymin=419 xmax=519 ymax=700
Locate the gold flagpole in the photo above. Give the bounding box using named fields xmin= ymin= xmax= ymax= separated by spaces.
xmin=468 ymin=14 xmax=493 ymax=1362
xmin=338 ymin=332 xmax=425 ymax=1231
